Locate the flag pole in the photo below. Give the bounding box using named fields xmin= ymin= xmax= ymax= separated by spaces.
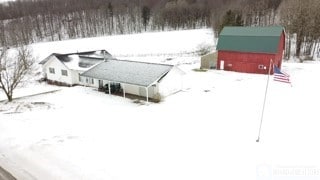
xmin=256 ymin=59 xmax=273 ymax=142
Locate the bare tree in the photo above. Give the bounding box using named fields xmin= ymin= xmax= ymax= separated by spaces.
xmin=0 ymin=46 xmax=35 ymax=102
xmin=142 ymin=5 xmax=151 ymax=31
xmin=279 ymin=0 xmax=318 ymax=61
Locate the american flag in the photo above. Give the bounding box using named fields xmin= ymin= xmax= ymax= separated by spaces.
xmin=273 ymin=65 xmax=291 ymax=84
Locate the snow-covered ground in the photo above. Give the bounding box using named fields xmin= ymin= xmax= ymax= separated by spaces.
xmin=1 ymin=29 xmax=320 ymax=180
xmin=29 ymin=29 xmax=214 ymax=62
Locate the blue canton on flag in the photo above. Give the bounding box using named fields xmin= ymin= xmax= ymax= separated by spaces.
xmin=273 ymin=65 xmax=291 ymax=84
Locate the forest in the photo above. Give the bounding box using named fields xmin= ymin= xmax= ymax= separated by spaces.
xmin=0 ymin=0 xmax=319 ymax=60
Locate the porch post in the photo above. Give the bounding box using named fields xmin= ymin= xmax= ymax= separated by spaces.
xmin=108 ymin=81 xmax=111 ymax=95
xmin=146 ymin=87 xmax=149 ymax=103
xmin=123 ymin=84 xmax=126 ymax=99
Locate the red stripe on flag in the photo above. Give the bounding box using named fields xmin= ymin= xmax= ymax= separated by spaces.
xmin=274 ymin=74 xmax=290 ymax=83
xmin=274 ymin=78 xmax=291 ymax=83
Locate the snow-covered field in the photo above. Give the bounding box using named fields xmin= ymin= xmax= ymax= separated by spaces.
xmin=1 ymin=29 xmax=320 ymax=180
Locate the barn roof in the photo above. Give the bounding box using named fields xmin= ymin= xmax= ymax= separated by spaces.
xmin=81 ymin=60 xmax=173 ymax=87
xmin=216 ymin=26 xmax=284 ymax=54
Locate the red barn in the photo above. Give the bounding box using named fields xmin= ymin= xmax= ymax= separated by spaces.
xmin=216 ymin=26 xmax=285 ymax=74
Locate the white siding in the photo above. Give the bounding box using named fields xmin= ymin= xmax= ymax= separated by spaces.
xmin=42 ymin=56 xmax=87 ymax=86
xmin=158 ymin=67 xmax=184 ymax=97
xmin=43 ymin=57 xmax=74 ymax=85
xmin=75 ymin=70 xmax=93 ymax=86
xmin=149 ymin=86 xmax=156 ymax=98
xmin=123 ymin=84 xmax=156 ymax=98
xmin=122 ymin=84 xmax=140 ymax=95
xmin=72 ymin=71 xmax=82 ymax=85
xmin=82 ymin=79 xmax=156 ymax=98
xmin=81 ymin=77 xmax=99 ymax=87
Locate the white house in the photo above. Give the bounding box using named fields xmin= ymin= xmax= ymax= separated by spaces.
xmin=80 ymin=59 xmax=185 ymax=102
xmin=39 ymin=50 xmax=112 ymax=86
xmin=40 ymin=50 xmax=185 ymax=101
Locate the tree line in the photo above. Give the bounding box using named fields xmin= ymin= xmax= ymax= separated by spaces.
xmin=0 ymin=0 xmax=319 ymax=60
xmin=0 ymin=0 xmax=211 ymax=46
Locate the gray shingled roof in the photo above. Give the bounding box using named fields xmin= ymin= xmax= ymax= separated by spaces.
xmin=81 ymin=60 xmax=173 ymax=87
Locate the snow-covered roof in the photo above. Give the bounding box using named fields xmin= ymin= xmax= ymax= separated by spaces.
xmin=81 ymin=60 xmax=173 ymax=87
xmin=39 ymin=50 xmax=113 ymax=71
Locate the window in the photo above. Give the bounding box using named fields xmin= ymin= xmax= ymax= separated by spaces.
xmin=61 ymin=70 xmax=68 ymax=76
xmin=49 ymin=67 xmax=55 ymax=74
xmin=91 ymin=78 xmax=94 ymax=84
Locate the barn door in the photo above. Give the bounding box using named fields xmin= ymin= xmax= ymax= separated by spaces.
xmin=220 ymin=60 xmax=224 ymax=70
